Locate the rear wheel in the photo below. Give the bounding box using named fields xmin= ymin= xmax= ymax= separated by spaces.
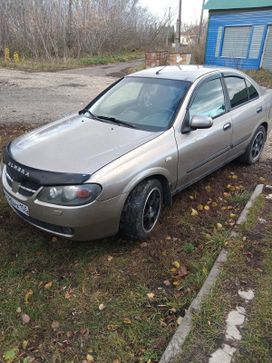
xmin=120 ymin=179 xmax=162 ymax=240
xmin=239 ymin=125 xmax=267 ymax=165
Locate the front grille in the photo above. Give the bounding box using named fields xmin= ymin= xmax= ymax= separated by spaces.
xmin=5 ymin=169 xmax=39 ymax=197
xmin=16 ymin=209 xmax=74 ymax=237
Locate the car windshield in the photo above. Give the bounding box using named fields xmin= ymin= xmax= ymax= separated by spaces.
xmin=89 ymin=77 xmax=191 ymax=131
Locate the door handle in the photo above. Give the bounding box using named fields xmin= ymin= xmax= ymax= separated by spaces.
xmin=257 ymin=106 xmax=263 ymax=113
xmin=223 ymin=122 xmax=231 ymax=131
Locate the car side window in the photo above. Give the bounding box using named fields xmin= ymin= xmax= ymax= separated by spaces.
xmin=224 ymin=76 xmax=248 ymax=108
xmin=246 ymin=79 xmax=259 ymax=100
xmin=189 ymin=78 xmax=226 ymax=119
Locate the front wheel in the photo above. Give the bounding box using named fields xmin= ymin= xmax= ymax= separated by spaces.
xmin=120 ymin=179 xmax=162 ymax=240
xmin=239 ymin=125 xmax=267 ymax=165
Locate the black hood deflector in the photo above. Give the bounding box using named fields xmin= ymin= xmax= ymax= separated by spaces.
xmin=3 ymin=143 xmax=91 ymax=186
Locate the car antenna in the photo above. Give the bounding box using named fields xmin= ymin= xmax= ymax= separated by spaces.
xmin=156 ymin=65 xmax=168 ymax=75
xmin=176 ymin=64 xmax=182 ymax=70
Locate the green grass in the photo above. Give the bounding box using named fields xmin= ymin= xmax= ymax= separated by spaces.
xmin=176 ymin=193 xmax=272 ymax=363
xmin=0 ymin=51 xmax=143 ymax=72
xmin=1 ymin=124 xmax=270 ymax=362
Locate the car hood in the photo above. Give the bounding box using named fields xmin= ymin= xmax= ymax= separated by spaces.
xmin=10 ymin=114 xmax=161 ymax=174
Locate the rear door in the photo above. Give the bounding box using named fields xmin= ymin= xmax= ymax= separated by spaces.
xmin=223 ymin=75 xmax=266 ymax=157
xmin=175 ymin=74 xmax=232 ymax=188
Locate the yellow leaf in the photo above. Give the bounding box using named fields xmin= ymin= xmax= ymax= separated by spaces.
xmin=230 ymin=213 xmax=237 ymax=219
xmin=24 ymin=289 xmax=33 ymax=304
xmin=191 ymin=208 xmax=198 ymax=217
xmin=44 ymin=281 xmax=53 ymax=289
xmin=172 ymin=261 xmax=180 ymax=269
xmin=173 ymin=280 xmax=180 ymax=286
xmin=123 ymin=318 xmax=132 ymax=324
xmin=204 ymin=205 xmax=210 ymax=211
xmin=223 ymin=192 xmax=230 ymax=198
xmin=170 ymin=267 xmax=177 ymax=273
xmin=205 ymin=185 xmax=212 ymax=192
xmin=189 ymin=195 xmax=194 ymax=200
xmin=86 ymin=354 xmax=95 ymax=362
xmin=98 ymin=303 xmax=106 ymax=311
xmin=177 ymin=316 xmax=183 ymax=325
xmin=259 ymin=177 xmax=266 ymax=182
xmin=107 ymin=256 xmax=113 ymax=262
xmin=197 ymin=204 xmax=204 ymax=211
xmin=211 ymin=202 xmax=218 ymax=208
xmin=16 ymin=307 xmax=21 ymax=314
xmin=51 ymin=236 xmax=58 ymax=242
xmin=22 ymin=340 xmax=28 ymax=349
xmin=147 ymin=292 xmax=155 ymax=300
xmin=216 ymin=223 xmax=223 ymax=229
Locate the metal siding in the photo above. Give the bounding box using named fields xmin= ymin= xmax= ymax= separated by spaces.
xmin=249 ymin=25 xmax=265 ymax=58
xmin=262 ymin=25 xmax=272 ymax=69
xmin=215 ymin=26 xmax=223 ymax=57
xmin=205 ymin=9 xmax=272 ymax=69
xmin=221 ymin=26 xmax=251 ymax=58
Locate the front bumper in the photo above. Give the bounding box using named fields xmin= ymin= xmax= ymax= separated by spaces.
xmin=1 ymin=164 xmax=127 ymax=241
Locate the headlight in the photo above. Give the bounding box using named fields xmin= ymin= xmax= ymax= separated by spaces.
xmin=37 ymin=184 xmax=102 ymax=206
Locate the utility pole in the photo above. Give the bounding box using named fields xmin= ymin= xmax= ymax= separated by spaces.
xmin=175 ymin=0 xmax=182 ymax=51
xmin=198 ymin=0 xmax=205 ymax=44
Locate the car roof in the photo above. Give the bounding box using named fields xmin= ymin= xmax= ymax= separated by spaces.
xmin=128 ymin=65 xmax=246 ymax=82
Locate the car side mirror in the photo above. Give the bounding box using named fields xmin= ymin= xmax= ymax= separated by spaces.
xmin=190 ymin=115 xmax=213 ymax=130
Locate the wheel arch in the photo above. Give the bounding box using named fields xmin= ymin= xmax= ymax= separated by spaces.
xmin=122 ymin=169 xmax=173 ymax=208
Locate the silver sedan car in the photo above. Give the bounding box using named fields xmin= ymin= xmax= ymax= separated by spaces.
xmin=1 ymin=66 xmax=271 ymax=241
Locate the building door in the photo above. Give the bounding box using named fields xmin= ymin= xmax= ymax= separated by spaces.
xmin=262 ymin=25 xmax=272 ymax=70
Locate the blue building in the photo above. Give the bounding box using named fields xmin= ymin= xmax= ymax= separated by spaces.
xmin=204 ymin=0 xmax=272 ymax=70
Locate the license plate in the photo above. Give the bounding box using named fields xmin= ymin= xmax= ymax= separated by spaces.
xmin=4 ymin=191 xmax=29 ymax=216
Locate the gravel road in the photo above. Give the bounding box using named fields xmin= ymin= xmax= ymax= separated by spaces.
xmin=0 ymin=60 xmax=271 ymax=161
xmin=0 ymin=59 xmax=142 ymax=125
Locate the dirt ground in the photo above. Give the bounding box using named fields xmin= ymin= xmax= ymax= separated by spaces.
xmin=0 ymin=59 xmax=142 ymax=125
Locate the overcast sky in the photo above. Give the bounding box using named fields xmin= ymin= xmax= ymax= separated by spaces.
xmin=139 ymin=0 xmax=208 ymax=26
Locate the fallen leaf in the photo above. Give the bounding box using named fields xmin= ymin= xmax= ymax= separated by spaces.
xmin=191 ymin=208 xmax=198 ymax=217
xmin=44 ymin=281 xmax=53 ymax=289
xmin=64 ymin=289 xmax=73 ymax=300
xmin=177 ymin=316 xmax=183 ymax=325
xmin=216 ymin=223 xmax=223 ymax=230
xmin=147 ymin=292 xmax=155 ymax=300
xmin=24 ymin=289 xmax=33 ymax=304
xmin=86 ymin=354 xmax=94 ymax=362
xmin=107 ymin=256 xmax=113 ymax=262
xmin=204 ymin=205 xmax=210 ymax=211
xmin=259 ymin=177 xmax=266 ymax=182
xmin=172 ymin=261 xmax=180 ymax=269
xmin=123 ymin=318 xmax=132 ymax=324
xmin=51 ymin=320 xmax=60 ymax=331
xmin=22 ymin=340 xmax=28 ymax=349
xmin=197 ymin=204 xmax=204 ymax=211
xmin=98 ymin=303 xmax=106 ymax=311
xmin=205 ymin=185 xmax=212 ymax=193
xmin=3 ymin=348 xmax=18 ymax=363
xmin=113 ymin=359 xmax=121 ymax=363
xmin=51 ymin=236 xmax=58 ymax=242
xmin=176 ymin=264 xmax=188 ymax=278
xmin=22 ymin=313 xmax=30 ymax=325
xmin=16 ymin=307 xmax=21 ymax=314
xmin=163 ymin=280 xmax=171 ymax=286
xmin=211 ymin=202 xmax=218 ymax=208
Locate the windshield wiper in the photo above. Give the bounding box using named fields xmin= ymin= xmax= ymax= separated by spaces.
xmin=96 ymin=115 xmax=136 ymax=129
xmin=80 ymin=109 xmax=99 ymax=120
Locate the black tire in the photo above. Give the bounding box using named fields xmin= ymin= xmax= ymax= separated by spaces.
xmin=239 ymin=125 xmax=267 ymax=165
xmin=120 ymin=179 xmax=163 ymax=240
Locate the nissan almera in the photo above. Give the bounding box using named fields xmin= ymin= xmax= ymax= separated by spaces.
xmin=1 ymin=65 xmax=271 ymax=240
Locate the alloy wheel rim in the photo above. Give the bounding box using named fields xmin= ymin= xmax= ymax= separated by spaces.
xmin=142 ymin=187 xmax=162 ymax=233
xmin=251 ymin=131 xmax=264 ymax=161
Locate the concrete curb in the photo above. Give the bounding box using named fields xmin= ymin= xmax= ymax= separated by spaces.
xmin=159 ymin=184 xmax=264 ymax=363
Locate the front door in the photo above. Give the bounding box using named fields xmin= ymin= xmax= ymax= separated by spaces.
xmin=175 ymin=76 xmax=232 ymax=188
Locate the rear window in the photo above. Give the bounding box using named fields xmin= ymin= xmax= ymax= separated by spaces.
xmin=246 ymin=79 xmax=259 ymax=100
xmin=224 ymin=76 xmax=248 ymax=108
